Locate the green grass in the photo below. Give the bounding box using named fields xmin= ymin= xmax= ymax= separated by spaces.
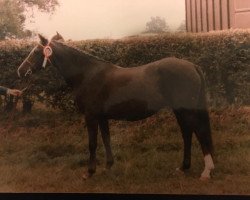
xmin=0 ymin=105 xmax=249 ymax=194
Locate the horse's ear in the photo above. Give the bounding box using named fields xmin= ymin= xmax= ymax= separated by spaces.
xmin=57 ymin=31 xmax=64 ymax=39
xmin=51 ymin=32 xmax=65 ymax=42
xmin=38 ymin=34 xmax=49 ymax=46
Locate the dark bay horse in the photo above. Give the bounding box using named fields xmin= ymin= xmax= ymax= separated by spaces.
xmin=17 ymin=33 xmax=214 ymax=180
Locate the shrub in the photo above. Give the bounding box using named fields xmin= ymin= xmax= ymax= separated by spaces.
xmin=0 ymin=30 xmax=249 ymax=112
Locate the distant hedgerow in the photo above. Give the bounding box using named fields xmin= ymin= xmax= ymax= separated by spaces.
xmin=0 ymin=30 xmax=249 ymax=112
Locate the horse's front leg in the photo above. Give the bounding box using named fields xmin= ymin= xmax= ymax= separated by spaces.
xmin=84 ymin=115 xmax=99 ymax=179
xmin=98 ymin=118 xmax=114 ymax=169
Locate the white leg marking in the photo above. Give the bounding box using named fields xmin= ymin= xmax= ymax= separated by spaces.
xmin=200 ymin=154 xmax=214 ymax=179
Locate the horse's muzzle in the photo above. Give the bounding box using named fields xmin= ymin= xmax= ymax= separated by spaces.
xmin=17 ymin=63 xmax=30 ymax=78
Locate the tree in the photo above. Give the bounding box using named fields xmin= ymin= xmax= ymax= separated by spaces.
xmin=145 ymin=16 xmax=170 ymax=33
xmin=0 ymin=0 xmax=59 ymax=40
xmin=177 ymin=20 xmax=186 ymax=32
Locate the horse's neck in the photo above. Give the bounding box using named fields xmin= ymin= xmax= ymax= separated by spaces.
xmin=51 ymin=42 xmax=109 ymax=88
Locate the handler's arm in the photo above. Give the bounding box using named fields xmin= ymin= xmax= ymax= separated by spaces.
xmin=0 ymin=86 xmax=22 ymax=96
xmin=0 ymin=86 xmax=7 ymax=95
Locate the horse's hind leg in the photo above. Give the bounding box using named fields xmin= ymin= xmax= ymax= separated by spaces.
xmin=194 ymin=110 xmax=214 ymax=180
xmin=98 ymin=118 xmax=114 ymax=169
xmin=174 ymin=109 xmax=193 ymax=172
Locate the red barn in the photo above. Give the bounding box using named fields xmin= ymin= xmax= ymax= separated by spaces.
xmin=185 ymin=0 xmax=250 ymax=32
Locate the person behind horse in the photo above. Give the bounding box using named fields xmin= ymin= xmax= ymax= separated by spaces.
xmin=0 ymin=86 xmax=22 ymax=96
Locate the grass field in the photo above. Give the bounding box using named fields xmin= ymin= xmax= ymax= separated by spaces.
xmin=0 ymin=104 xmax=249 ymax=194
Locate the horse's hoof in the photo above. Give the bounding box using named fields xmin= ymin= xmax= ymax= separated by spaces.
xmin=106 ymin=164 xmax=113 ymax=170
xmin=199 ymin=175 xmax=211 ymax=181
xmin=82 ymin=172 xmax=93 ymax=180
xmin=176 ymin=167 xmax=182 ymax=172
xmin=174 ymin=167 xmax=185 ymax=176
xmin=104 ymin=166 xmax=111 ymax=172
xmin=106 ymin=160 xmax=114 ymax=170
xmin=200 ymin=169 xmax=212 ymax=181
xmin=101 ymin=167 xmax=112 ymax=176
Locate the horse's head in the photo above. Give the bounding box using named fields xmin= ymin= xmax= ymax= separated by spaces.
xmin=17 ymin=32 xmax=64 ymax=78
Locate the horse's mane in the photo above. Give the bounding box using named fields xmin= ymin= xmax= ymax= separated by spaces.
xmin=54 ymin=41 xmax=111 ymax=64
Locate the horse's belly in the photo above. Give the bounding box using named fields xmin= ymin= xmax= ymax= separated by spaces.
xmin=104 ymin=99 xmax=157 ymax=121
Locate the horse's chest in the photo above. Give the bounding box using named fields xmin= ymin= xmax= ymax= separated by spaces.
xmin=74 ymin=87 xmax=106 ymax=114
xmin=74 ymin=94 xmax=85 ymax=113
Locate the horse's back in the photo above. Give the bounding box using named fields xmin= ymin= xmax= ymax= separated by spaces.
xmin=143 ymin=57 xmax=199 ymax=75
xmin=102 ymin=57 xmax=204 ymax=119
xmin=140 ymin=57 xmax=203 ymax=110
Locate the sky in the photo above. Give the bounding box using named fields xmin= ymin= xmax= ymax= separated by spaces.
xmin=25 ymin=0 xmax=185 ymax=41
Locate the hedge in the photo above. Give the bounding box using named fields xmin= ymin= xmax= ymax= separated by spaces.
xmin=0 ymin=30 xmax=249 ymax=111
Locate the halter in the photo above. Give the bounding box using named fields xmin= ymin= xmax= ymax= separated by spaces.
xmin=19 ymin=41 xmax=54 ymax=77
xmin=23 ymin=59 xmax=34 ymax=76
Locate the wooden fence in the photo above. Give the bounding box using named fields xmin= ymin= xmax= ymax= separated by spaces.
xmin=186 ymin=0 xmax=250 ymax=32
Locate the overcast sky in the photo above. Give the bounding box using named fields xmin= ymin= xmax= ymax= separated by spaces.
xmin=25 ymin=0 xmax=185 ymax=40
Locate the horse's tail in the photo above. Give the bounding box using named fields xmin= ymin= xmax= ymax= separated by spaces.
xmin=194 ymin=65 xmax=214 ymax=156
xmin=194 ymin=65 xmax=208 ymax=110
